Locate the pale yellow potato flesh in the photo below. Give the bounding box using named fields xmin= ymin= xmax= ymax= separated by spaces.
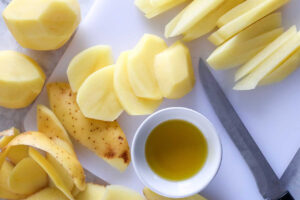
xmin=67 ymin=45 xmax=113 ymax=92
xmin=0 ymin=51 xmax=45 ymax=109
xmin=235 ymin=26 xmax=296 ymax=81
xmin=234 ymin=32 xmax=300 ymax=90
xmin=127 ymin=34 xmax=166 ymax=100
xmin=28 ymin=147 xmax=74 ymax=200
xmin=6 ymin=145 xmax=29 ymax=164
xmin=167 ymin=0 xmax=224 ymax=37
xmin=103 ymin=185 xmax=145 ymax=200
xmin=208 ymin=0 xmax=289 ymax=45
xmin=75 ymin=183 xmax=106 ymax=200
xmin=9 ymin=157 xmax=48 ymax=195
xmin=114 ymin=52 xmax=162 ymax=115
xmin=154 ymin=42 xmax=195 ymax=99
xmin=2 ymin=0 xmax=81 ymax=50
xmin=0 ymin=128 xmax=20 ymax=148
xmin=77 ymin=65 xmax=123 ymax=121
xmin=47 ymin=83 xmax=131 ymax=172
xmin=183 ymin=0 xmax=245 ymax=41
xmin=207 ymin=28 xmax=283 ymax=69
xmin=25 ymin=187 xmax=69 ymax=200
xmin=143 ymin=187 xmax=207 ymax=200
xmin=259 ymin=48 xmax=300 ymax=85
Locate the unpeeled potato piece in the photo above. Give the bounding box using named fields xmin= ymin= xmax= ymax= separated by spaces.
xmin=0 ymin=128 xmax=20 ymax=148
xmin=25 ymin=187 xmax=69 ymax=200
xmin=75 ymin=183 xmax=106 ymax=200
xmin=103 ymin=185 xmax=145 ymax=200
xmin=6 ymin=145 xmax=29 ymax=164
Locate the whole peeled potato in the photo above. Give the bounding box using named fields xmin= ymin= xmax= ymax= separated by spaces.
xmin=0 ymin=51 xmax=45 ymax=109
xmin=2 ymin=0 xmax=81 ymax=50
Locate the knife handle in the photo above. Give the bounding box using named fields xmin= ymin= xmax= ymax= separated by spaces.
xmin=274 ymin=192 xmax=294 ymax=200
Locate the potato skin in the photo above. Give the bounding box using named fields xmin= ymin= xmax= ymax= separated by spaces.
xmin=47 ymin=82 xmax=130 ymax=172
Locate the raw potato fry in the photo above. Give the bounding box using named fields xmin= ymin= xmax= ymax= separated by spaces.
xmin=6 ymin=145 xmax=29 ymax=164
xmin=67 ymin=45 xmax=114 ymax=92
xmin=9 ymin=157 xmax=48 ymax=195
xmin=47 ymin=82 xmax=131 ymax=172
xmin=25 ymin=187 xmax=69 ymax=200
xmin=77 ymin=65 xmax=123 ymax=121
xmin=114 ymin=52 xmax=162 ymax=115
xmin=234 ymin=32 xmax=300 ymax=90
xmin=235 ymin=26 xmax=297 ymax=81
xmin=103 ymin=185 xmax=145 ymax=200
xmin=143 ymin=187 xmax=207 ymax=200
xmin=183 ymin=0 xmax=245 ymax=41
xmin=3 ymin=132 xmax=85 ymax=191
xmin=28 ymin=147 xmax=74 ymax=200
xmin=0 ymin=127 xmax=20 ymax=148
xmin=75 ymin=183 xmax=106 ymax=200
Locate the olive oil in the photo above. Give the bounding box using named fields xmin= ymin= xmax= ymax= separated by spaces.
xmin=145 ymin=119 xmax=208 ymax=181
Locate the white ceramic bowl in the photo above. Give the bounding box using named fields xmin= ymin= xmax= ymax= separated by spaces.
xmin=132 ymin=107 xmax=222 ymax=198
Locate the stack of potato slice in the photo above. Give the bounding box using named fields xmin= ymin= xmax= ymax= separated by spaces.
xmin=67 ymin=34 xmax=195 ymax=121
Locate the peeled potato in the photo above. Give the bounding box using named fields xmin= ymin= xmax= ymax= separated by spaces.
xmin=0 ymin=51 xmax=45 ymax=109
xmin=6 ymin=145 xmax=29 ymax=164
xmin=67 ymin=45 xmax=114 ymax=92
xmin=9 ymin=157 xmax=48 ymax=195
xmin=114 ymin=52 xmax=162 ymax=115
xmin=0 ymin=128 xmax=20 ymax=148
xmin=154 ymin=42 xmax=195 ymax=99
xmin=103 ymin=185 xmax=145 ymax=200
xmin=77 ymin=65 xmax=123 ymax=121
xmin=127 ymin=34 xmax=166 ymax=100
xmin=143 ymin=187 xmax=207 ymax=200
xmin=25 ymin=187 xmax=69 ymax=200
xmin=3 ymin=0 xmax=81 ymax=50
xmin=76 ymin=183 xmax=106 ymax=200
xmin=47 ymin=83 xmax=130 ymax=172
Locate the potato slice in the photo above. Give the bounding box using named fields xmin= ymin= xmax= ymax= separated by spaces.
xmin=143 ymin=187 xmax=207 ymax=200
xmin=0 ymin=160 xmax=14 ymax=192
xmin=67 ymin=46 xmax=113 ymax=92
xmin=166 ymin=0 xmax=224 ymax=37
xmin=77 ymin=65 xmax=123 ymax=121
xmin=235 ymin=26 xmax=296 ymax=81
xmin=260 ymin=48 xmax=300 ymax=85
xmin=208 ymin=0 xmax=289 ymax=45
xmin=0 ymin=51 xmax=45 ymax=109
xmin=9 ymin=157 xmax=48 ymax=195
xmin=114 ymin=52 xmax=162 ymax=115
xmin=47 ymin=82 xmax=130 ymax=172
xmin=103 ymin=185 xmax=145 ymax=200
xmin=234 ymin=32 xmax=300 ymax=90
xmin=183 ymin=0 xmax=245 ymax=41
xmin=75 ymin=183 xmax=105 ymax=200
xmin=26 ymin=187 xmax=69 ymax=200
xmin=127 ymin=34 xmax=166 ymax=100
xmin=28 ymin=147 xmax=74 ymax=200
xmin=6 ymin=145 xmax=29 ymax=164
xmin=0 ymin=128 xmax=20 ymax=148
xmin=0 ymin=187 xmax=26 ymax=200
xmin=154 ymin=42 xmax=195 ymax=98
xmin=207 ymin=28 xmax=283 ymax=69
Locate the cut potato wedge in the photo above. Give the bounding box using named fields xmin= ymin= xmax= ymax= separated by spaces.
xmin=0 ymin=187 xmax=26 ymax=200
xmin=103 ymin=185 xmax=145 ymax=200
xmin=167 ymin=0 xmax=224 ymax=37
xmin=9 ymin=157 xmax=48 ymax=195
xmin=143 ymin=187 xmax=207 ymax=200
xmin=75 ymin=183 xmax=106 ymax=200
xmin=77 ymin=65 xmax=123 ymax=121
xmin=127 ymin=34 xmax=166 ymax=100
xmin=259 ymin=48 xmax=300 ymax=85
xmin=209 ymin=0 xmax=289 ymax=45
xmin=0 ymin=160 xmax=14 ymax=193
xmin=234 ymin=32 xmax=300 ymax=90
xmin=183 ymin=0 xmax=245 ymax=41
xmin=67 ymin=45 xmax=113 ymax=92
xmin=0 ymin=128 xmax=20 ymax=148
xmin=29 ymin=147 xmax=74 ymax=200
xmin=154 ymin=42 xmax=195 ymax=98
xmin=6 ymin=145 xmax=29 ymax=164
xmin=235 ymin=26 xmax=297 ymax=81
xmin=207 ymin=28 xmax=283 ymax=69
xmin=114 ymin=52 xmax=162 ymax=115
xmin=47 ymin=83 xmax=130 ymax=172
xmin=25 ymin=187 xmax=69 ymax=200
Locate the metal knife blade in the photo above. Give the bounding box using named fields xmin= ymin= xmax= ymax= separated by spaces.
xmin=198 ymin=59 xmax=292 ymax=200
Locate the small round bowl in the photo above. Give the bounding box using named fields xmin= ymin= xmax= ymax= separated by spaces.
xmin=131 ymin=107 xmax=222 ymax=198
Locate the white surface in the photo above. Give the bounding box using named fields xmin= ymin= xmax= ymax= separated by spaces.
xmin=132 ymin=107 xmax=221 ymax=198
xmin=24 ymin=0 xmax=300 ymax=199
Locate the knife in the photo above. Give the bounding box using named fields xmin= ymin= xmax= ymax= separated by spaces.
xmin=198 ymin=59 xmax=294 ymax=200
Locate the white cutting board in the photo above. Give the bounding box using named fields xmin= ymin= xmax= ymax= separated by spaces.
xmin=24 ymin=0 xmax=300 ymax=199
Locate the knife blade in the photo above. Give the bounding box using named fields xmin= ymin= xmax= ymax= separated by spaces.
xmin=198 ymin=59 xmax=294 ymax=200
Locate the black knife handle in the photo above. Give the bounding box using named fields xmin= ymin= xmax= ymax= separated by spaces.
xmin=274 ymin=192 xmax=294 ymax=200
